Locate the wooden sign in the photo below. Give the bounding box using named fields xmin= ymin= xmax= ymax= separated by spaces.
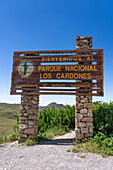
xmin=10 ymin=49 xmax=103 ymax=96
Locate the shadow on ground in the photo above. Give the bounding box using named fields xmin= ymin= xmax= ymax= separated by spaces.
xmin=39 ymin=138 xmax=75 ymax=146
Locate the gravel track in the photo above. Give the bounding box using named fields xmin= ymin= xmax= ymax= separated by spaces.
xmin=0 ymin=131 xmax=113 ymax=170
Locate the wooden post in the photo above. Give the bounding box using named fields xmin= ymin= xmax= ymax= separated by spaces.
xmin=18 ymin=95 xmax=39 ymax=143
xmin=75 ymin=36 xmax=93 ymax=143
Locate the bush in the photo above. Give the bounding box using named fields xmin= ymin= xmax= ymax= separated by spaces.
xmin=24 ymin=139 xmax=38 ymax=146
xmin=1 ymin=101 xmax=113 ymax=149
xmin=93 ymin=101 xmax=113 ymax=136
xmin=72 ymin=132 xmax=113 ymax=157
xmin=38 ymin=105 xmax=75 ymax=133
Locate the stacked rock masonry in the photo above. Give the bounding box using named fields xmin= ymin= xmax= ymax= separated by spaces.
xmin=18 ymin=95 xmax=39 ymax=143
xmin=75 ymin=36 xmax=93 ymax=143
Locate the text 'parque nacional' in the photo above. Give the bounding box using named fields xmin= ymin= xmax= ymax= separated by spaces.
xmin=10 ymin=49 xmax=103 ymax=96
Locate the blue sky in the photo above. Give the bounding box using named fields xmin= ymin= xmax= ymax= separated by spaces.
xmin=0 ymin=0 xmax=113 ymax=105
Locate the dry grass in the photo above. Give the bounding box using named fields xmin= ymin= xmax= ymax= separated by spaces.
xmin=0 ymin=117 xmax=16 ymax=143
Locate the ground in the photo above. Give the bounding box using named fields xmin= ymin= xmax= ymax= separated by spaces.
xmin=0 ymin=131 xmax=113 ymax=170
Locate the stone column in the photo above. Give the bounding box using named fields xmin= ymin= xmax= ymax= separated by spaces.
xmin=75 ymin=36 xmax=93 ymax=143
xmin=18 ymin=95 xmax=39 ymax=143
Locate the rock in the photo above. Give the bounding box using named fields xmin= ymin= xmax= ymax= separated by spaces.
xmin=76 ymin=139 xmax=81 ymax=143
xmin=82 ymin=40 xmax=88 ymax=44
xmin=77 ymin=114 xmax=83 ymax=120
xmin=27 ymin=108 xmax=36 ymax=114
xmin=24 ymin=99 xmax=28 ymax=103
xmin=28 ymin=121 xmax=35 ymax=126
xmin=88 ymin=112 xmax=93 ymax=116
xmin=75 ymin=128 xmax=80 ymax=134
xmin=20 ymin=117 xmax=27 ymax=121
xmin=84 ymin=103 xmax=92 ymax=108
xmin=28 ymin=115 xmax=37 ymax=120
xmin=76 ymin=45 xmax=80 ymax=49
xmin=82 ymin=117 xmax=93 ymax=123
xmin=80 ymin=108 xmax=87 ymax=114
xmin=19 ymin=124 xmax=27 ymax=130
xmin=19 ymin=129 xmax=24 ymax=134
xmin=32 ymin=100 xmax=38 ymax=104
xmin=85 ymin=133 xmax=93 ymax=137
xmin=76 ymin=96 xmax=80 ymax=102
xmin=20 ymin=105 xmax=23 ymax=110
xmin=82 ymin=114 xmax=88 ymax=117
xmin=77 ymin=133 xmax=83 ymax=139
xmin=89 ymin=127 xmax=93 ymax=133
xmin=76 ymin=102 xmax=78 ymax=109
xmin=88 ymin=108 xmax=92 ymax=113
xmin=81 ymin=99 xmax=86 ymax=103
xmin=24 ymin=128 xmax=35 ymax=134
xmin=77 ymin=122 xmax=86 ymax=127
xmin=75 ymin=118 xmax=78 ymax=124
xmin=20 ymin=113 xmax=23 ymax=117
xmin=78 ymin=103 xmax=84 ymax=109
xmin=32 ymin=104 xmax=38 ymax=108
xmin=24 ymin=106 xmax=29 ymax=110
xmin=84 ymin=98 xmax=88 ymax=103
xmin=33 ymin=96 xmax=38 ymax=101
xmin=18 ymin=137 xmax=26 ymax=143
xmin=23 ymin=113 xmax=28 ymax=116
xmin=19 ymin=134 xmax=27 ymax=138
xmin=81 ymin=127 xmax=88 ymax=134
xmin=81 ymin=46 xmax=89 ymax=50
xmin=87 ymin=123 xmax=93 ymax=127
xmin=21 ymin=109 xmax=26 ymax=113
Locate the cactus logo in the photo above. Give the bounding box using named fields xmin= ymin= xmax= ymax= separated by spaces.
xmin=17 ymin=61 xmax=34 ymax=78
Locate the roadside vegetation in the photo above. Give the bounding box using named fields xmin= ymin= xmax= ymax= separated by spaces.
xmin=38 ymin=105 xmax=75 ymax=139
xmin=0 ymin=103 xmax=20 ymax=144
xmin=72 ymin=101 xmax=113 ymax=157
xmin=0 ymin=102 xmax=113 ymax=156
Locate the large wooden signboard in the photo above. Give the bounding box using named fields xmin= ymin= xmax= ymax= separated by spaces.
xmin=10 ymin=49 xmax=103 ymax=96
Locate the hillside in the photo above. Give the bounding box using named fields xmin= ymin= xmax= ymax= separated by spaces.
xmin=0 ymin=103 xmax=20 ymax=119
xmin=0 ymin=103 xmax=20 ymax=142
xmin=0 ymin=102 xmax=65 ymax=119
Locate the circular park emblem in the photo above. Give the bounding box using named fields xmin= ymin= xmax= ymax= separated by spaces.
xmin=17 ymin=60 xmax=34 ymax=78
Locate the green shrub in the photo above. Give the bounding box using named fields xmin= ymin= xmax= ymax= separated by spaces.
xmin=13 ymin=113 xmax=19 ymax=132
xmin=38 ymin=126 xmax=71 ymax=139
xmin=72 ymin=148 xmax=79 ymax=153
xmin=80 ymin=155 xmax=86 ymax=158
xmin=67 ymin=149 xmax=71 ymax=152
xmin=91 ymin=132 xmax=113 ymax=156
xmin=24 ymin=139 xmax=38 ymax=146
xmin=1 ymin=101 xmax=113 ymax=150
xmin=93 ymin=101 xmax=113 ymax=136
xmin=0 ymin=128 xmax=18 ymax=143
xmin=38 ymin=105 xmax=75 ymax=133
xmin=72 ymin=133 xmax=113 ymax=157
xmin=38 ymin=102 xmax=113 ymax=138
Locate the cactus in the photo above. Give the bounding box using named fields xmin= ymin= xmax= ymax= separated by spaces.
xmin=23 ymin=62 xmax=28 ymax=75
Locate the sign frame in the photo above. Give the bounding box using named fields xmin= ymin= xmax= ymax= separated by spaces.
xmin=10 ymin=49 xmax=103 ymax=96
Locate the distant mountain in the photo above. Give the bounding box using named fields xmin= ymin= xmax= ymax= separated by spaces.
xmin=39 ymin=102 xmax=65 ymax=111
xmin=47 ymin=102 xmax=65 ymax=109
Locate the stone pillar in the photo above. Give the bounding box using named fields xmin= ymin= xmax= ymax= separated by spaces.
xmin=18 ymin=95 xmax=39 ymax=143
xmin=75 ymin=36 xmax=93 ymax=143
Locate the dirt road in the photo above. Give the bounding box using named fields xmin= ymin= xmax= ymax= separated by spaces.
xmin=0 ymin=131 xmax=113 ymax=170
